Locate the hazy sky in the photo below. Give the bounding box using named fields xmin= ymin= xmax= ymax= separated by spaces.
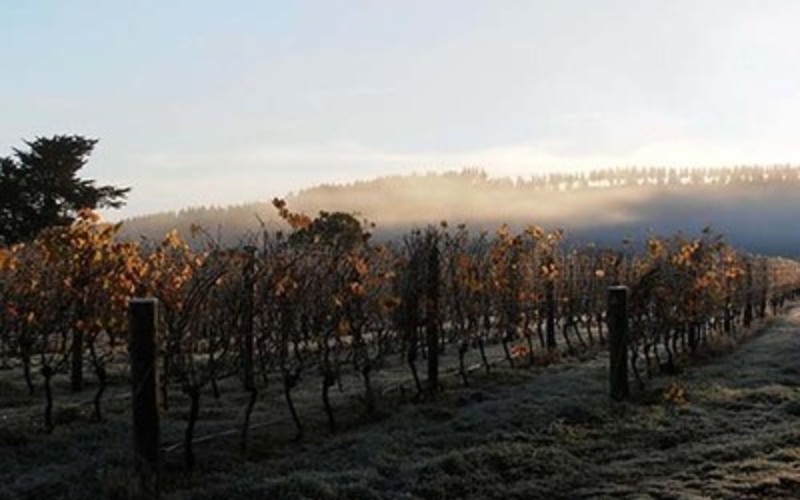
xmin=3 ymin=1 xmax=800 ymax=217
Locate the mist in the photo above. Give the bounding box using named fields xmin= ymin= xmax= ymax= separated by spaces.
xmin=119 ymin=166 xmax=800 ymax=256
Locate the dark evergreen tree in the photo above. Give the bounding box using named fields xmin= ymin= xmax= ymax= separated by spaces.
xmin=0 ymin=135 xmax=129 ymax=244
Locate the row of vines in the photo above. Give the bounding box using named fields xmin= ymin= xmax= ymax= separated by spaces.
xmin=2 ymin=204 xmax=800 ymax=468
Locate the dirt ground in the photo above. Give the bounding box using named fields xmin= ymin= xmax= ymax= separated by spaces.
xmin=3 ymin=309 xmax=800 ymax=499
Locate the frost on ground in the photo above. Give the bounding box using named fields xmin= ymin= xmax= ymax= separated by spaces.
xmin=4 ymin=310 xmax=800 ymax=499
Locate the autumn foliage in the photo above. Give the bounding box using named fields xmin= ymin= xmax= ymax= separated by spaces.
xmin=1 ymin=202 xmax=799 ymax=465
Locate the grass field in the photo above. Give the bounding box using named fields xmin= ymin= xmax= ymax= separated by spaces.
xmin=3 ymin=310 xmax=800 ymax=499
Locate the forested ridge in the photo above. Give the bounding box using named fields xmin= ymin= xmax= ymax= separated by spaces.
xmin=120 ymin=166 xmax=800 ymax=256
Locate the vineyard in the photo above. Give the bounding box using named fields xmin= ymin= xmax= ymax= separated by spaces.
xmin=2 ymin=202 xmax=800 ymax=498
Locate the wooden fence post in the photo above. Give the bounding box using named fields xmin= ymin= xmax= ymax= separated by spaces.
xmin=759 ymin=259 xmax=768 ymax=318
xmin=426 ymin=235 xmax=440 ymax=395
xmin=743 ymin=260 xmax=753 ymax=328
xmin=240 ymin=246 xmax=257 ymax=449
xmin=129 ymin=298 xmax=160 ymax=496
xmin=545 ymin=277 xmax=557 ymax=350
xmin=608 ymin=286 xmax=629 ymax=401
xmin=241 ymin=246 xmax=256 ymax=390
xmin=70 ymin=316 xmax=84 ymax=392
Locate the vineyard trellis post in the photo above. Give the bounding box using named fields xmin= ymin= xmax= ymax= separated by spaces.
xmin=129 ymin=298 xmax=160 ymax=496
xmin=759 ymin=258 xmax=768 ymax=319
xmin=70 ymin=306 xmax=84 ymax=392
xmin=608 ymin=286 xmax=629 ymax=401
xmin=426 ymin=234 xmax=440 ymax=395
xmin=545 ymin=276 xmax=556 ymax=350
xmin=240 ymin=245 xmax=257 ymax=449
xmin=743 ymin=260 xmax=753 ymax=328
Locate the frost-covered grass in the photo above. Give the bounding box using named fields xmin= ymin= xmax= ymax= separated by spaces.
xmin=4 ymin=310 xmax=800 ymax=498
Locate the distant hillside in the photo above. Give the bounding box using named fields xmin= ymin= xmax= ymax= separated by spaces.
xmin=120 ymin=166 xmax=800 ymax=256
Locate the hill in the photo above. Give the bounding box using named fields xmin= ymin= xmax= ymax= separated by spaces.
xmin=120 ymin=166 xmax=800 ymax=256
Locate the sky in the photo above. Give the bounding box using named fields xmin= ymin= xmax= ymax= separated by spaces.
xmin=2 ymin=0 xmax=800 ymax=218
